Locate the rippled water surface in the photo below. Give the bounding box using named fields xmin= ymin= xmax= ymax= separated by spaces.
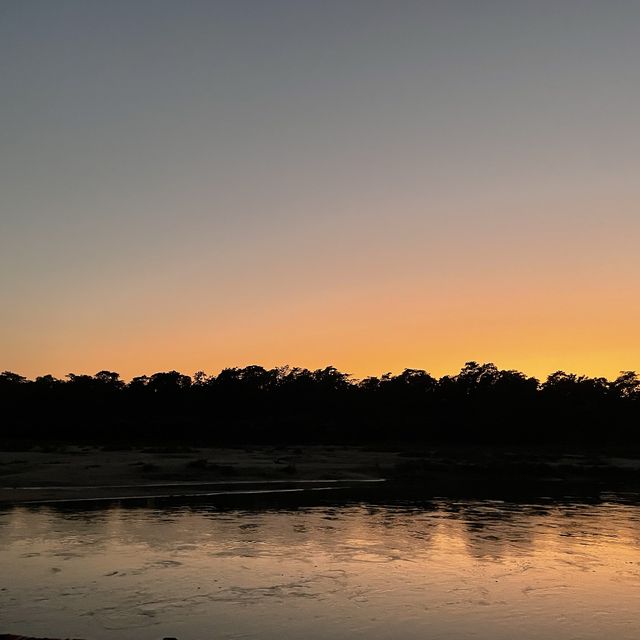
xmin=2 ymin=496 xmax=640 ymax=639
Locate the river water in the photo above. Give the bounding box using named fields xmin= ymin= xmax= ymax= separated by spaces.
xmin=1 ymin=493 xmax=640 ymax=639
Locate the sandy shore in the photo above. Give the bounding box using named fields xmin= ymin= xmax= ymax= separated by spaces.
xmin=0 ymin=445 xmax=394 ymax=504
xmin=2 ymin=444 xmax=640 ymax=505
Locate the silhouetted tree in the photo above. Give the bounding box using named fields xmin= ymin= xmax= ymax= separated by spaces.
xmin=0 ymin=363 xmax=638 ymax=446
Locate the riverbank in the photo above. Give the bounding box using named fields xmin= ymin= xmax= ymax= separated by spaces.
xmin=0 ymin=444 xmax=388 ymax=504
xmin=1 ymin=444 xmax=640 ymax=505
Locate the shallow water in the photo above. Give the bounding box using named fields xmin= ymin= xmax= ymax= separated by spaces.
xmin=1 ymin=495 xmax=640 ymax=639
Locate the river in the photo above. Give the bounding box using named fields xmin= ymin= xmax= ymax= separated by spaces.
xmin=1 ymin=492 xmax=639 ymax=639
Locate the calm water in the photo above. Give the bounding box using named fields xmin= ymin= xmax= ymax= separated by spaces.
xmin=1 ymin=495 xmax=640 ymax=639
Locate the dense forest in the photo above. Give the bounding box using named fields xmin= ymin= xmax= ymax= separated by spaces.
xmin=1 ymin=363 xmax=639 ymax=445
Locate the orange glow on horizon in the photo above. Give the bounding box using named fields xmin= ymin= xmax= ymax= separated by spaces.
xmin=4 ymin=269 xmax=639 ymax=382
xmin=3 ymin=2 xmax=640 ymax=388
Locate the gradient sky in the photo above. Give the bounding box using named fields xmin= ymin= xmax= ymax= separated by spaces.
xmin=1 ymin=0 xmax=639 ymax=380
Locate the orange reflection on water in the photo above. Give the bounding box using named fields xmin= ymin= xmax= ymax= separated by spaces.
xmin=1 ymin=499 xmax=640 ymax=639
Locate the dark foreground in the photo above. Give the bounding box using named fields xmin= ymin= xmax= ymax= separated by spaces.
xmin=1 ymin=444 xmax=640 ymax=505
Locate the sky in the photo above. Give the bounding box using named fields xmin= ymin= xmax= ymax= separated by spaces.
xmin=1 ymin=0 xmax=639 ymax=381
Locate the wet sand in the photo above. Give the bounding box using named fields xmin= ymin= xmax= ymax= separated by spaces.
xmin=0 ymin=445 xmax=394 ymax=504
xmin=2 ymin=444 xmax=640 ymax=505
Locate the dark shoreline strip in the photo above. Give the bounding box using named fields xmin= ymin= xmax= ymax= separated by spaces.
xmin=3 ymin=478 xmax=386 ymax=491
xmin=11 ymin=485 xmax=356 ymax=506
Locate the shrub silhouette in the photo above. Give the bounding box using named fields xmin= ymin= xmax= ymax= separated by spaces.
xmin=0 ymin=363 xmax=638 ymax=445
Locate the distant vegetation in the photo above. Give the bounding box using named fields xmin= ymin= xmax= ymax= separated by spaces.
xmin=1 ymin=363 xmax=639 ymax=445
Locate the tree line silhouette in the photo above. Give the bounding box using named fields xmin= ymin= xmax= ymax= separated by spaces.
xmin=1 ymin=363 xmax=639 ymax=445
